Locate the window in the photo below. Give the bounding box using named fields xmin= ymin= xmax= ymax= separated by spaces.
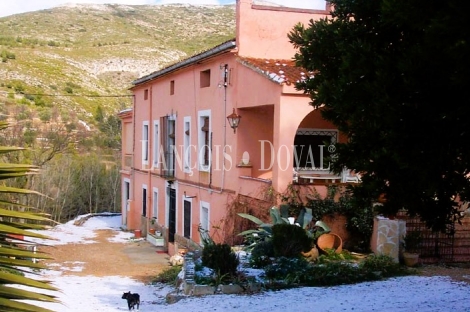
xmin=144 ymin=88 xmax=149 ymax=100
xmin=200 ymin=69 xmax=211 ymax=88
xmin=124 ymin=122 xmax=133 ymax=155
xmin=293 ymin=129 xmax=337 ymax=169
xmin=198 ymin=110 xmax=211 ymax=171
xmin=123 ymin=178 xmax=130 ymax=213
xmin=170 ymin=80 xmax=175 ymax=95
xmin=200 ymin=201 xmax=210 ymax=244
xmin=142 ymin=185 xmax=147 ymax=217
xmin=142 ymin=122 xmax=149 ymax=164
xmin=153 ymin=120 xmax=160 ymax=168
xmin=152 ymin=188 xmax=158 ymax=220
xmin=160 ymin=115 xmax=176 ymax=177
xmin=183 ymin=117 xmax=191 ymax=173
xmin=183 ymin=199 xmax=191 ymax=238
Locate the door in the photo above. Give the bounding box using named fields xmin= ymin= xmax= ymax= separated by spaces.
xmin=123 ymin=180 xmax=130 ymax=227
xmin=142 ymin=187 xmax=147 ymax=217
xmin=168 ymin=187 xmax=176 ymax=243
xmin=183 ymin=200 xmax=191 ymax=238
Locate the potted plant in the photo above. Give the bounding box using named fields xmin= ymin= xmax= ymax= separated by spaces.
xmin=402 ymin=231 xmax=422 ymax=267
xmin=149 ymin=217 xmax=157 ymax=235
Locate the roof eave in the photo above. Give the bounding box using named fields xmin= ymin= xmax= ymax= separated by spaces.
xmin=132 ymin=40 xmax=237 ymax=86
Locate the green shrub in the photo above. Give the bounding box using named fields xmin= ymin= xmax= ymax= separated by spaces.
xmin=304 ymin=261 xmax=365 ymax=286
xmin=359 ymin=254 xmax=410 ymax=278
xmin=264 ymin=257 xmax=310 ymax=286
xmin=262 ymin=253 xmax=413 ymax=289
xmin=152 ymin=265 xmax=182 ymax=285
xmin=201 ymin=243 xmax=239 ymax=277
xmin=250 ymin=240 xmax=275 ymax=268
xmin=272 ymin=223 xmax=312 ymax=258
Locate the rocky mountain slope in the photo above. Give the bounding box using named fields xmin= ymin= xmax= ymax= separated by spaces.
xmin=0 ymin=3 xmax=235 ymax=119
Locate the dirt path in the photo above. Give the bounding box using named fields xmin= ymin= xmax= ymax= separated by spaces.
xmin=39 ymin=229 xmax=171 ymax=283
xmin=417 ymin=264 xmax=470 ymax=284
xmin=37 ymin=225 xmax=470 ymax=285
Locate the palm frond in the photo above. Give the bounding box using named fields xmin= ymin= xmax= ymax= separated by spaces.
xmin=0 ymin=124 xmax=59 ymax=311
xmin=0 ymin=285 xmax=58 ymax=303
xmin=0 ymin=271 xmax=58 ymax=291
xmin=0 ymin=297 xmax=55 ymax=312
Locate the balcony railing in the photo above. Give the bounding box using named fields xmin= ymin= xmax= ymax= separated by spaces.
xmin=293 ymin=167 xmax=361 ymax=185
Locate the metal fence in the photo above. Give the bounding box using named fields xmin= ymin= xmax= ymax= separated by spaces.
xmin=397 ymin=211 xmax=456 ymax=264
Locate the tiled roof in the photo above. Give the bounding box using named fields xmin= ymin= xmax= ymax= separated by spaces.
xmin=132 ymin=39 xmax=236 ymax=86
xmin=237 ymin=57 xmax=314 ymax=86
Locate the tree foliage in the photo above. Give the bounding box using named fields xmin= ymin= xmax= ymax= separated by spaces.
xmin=289 ymin=0 xmax=470 ymax=231
xmin=94 ymin=105 xmax=122 ymax=149
xmin=0 ymin=103 xmax=122 ymax=223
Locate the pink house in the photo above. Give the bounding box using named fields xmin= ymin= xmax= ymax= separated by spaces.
xmin=119 ymin=1 xmax=356 ymax=255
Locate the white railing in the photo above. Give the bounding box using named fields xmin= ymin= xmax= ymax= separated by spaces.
xmin=293 ymin=167 xmax=361 ymax=184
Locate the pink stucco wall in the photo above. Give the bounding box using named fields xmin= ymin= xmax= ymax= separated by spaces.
xmin=126 ymin=53 xmax=245 ymax=243
xmin=236 ymin=0 xmax=329 ymax=59
xmin=121 ymin=1 xmax=345 ymax=247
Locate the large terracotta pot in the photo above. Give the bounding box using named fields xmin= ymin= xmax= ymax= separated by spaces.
xmin=402 ymin=252 xmax=420 ymax=267
xmin=317 ymin=233 xmax=343 ymax=254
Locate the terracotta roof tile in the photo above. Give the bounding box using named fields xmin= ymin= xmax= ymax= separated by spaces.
xmin=237 ymin=57 xmax=314 ymax=86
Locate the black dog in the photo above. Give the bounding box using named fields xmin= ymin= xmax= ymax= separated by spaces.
xmin=122 ymin=291 xmax=140 ymax=311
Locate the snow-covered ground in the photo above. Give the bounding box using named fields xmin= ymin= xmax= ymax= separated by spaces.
xmin=23 ymin=215 xmax=470 ymax=312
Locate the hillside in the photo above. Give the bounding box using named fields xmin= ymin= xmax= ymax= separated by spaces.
xmin=0 ymin=3 xmax=236 ymax=120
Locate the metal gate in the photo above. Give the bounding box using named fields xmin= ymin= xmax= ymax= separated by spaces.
xmin=398 ymin=211 xmax=455 ymax=264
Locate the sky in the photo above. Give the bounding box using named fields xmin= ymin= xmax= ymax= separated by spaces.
xmin=0 ymin=0 xmax=327 ymax=18
xmin=18 ymin=214 xmax=470 ymax=312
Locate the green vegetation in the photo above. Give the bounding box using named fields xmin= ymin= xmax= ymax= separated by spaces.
xmin=0 ymin=4 xmax=235 ymax=120
xmin=201 ymin=243 xmax=239 ymax=282
xmin=271 ymin=223 xmax=311 ymax=258
xmin=0 ymin=102 xmax=122 ymax=222
xmin=152 ymin=265 xmax=182 ymax=286
xmin=0 ymin=49 xmax=15 ymax=62
xmin=403 ymin=231 xmax=423 ymax=253
xmin=290 ymin=0 xmax=470 ymax=232
xmin=193 ymin=240 xmax=412 ymax=290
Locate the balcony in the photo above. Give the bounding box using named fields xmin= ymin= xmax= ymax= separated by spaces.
xmin=294 ymin=167 xmax=361 ymax=185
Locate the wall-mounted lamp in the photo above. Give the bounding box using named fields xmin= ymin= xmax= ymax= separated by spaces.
xmin=226 ymin=108 xmax=241 ymax=133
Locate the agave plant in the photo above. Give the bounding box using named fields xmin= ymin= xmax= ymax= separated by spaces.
xmin=0 ymin=121 xmax=59 ymax=312
xmin=237 ymin=205 xmax=331 ymax=251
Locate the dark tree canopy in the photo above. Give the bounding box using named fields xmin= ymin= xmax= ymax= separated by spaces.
xmin=289 ymin=0 xmax=470 ymax=231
